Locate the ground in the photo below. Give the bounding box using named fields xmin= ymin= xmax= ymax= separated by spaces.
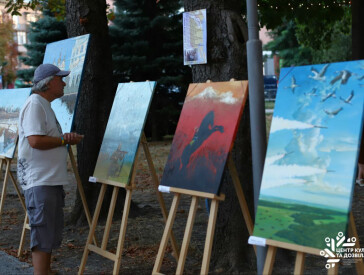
xmin=0 ymin=138 xmax=363 ymax=274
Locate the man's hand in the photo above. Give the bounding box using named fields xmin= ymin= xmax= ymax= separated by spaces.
xmin=63 ymin=132 xmax=84 ymax=145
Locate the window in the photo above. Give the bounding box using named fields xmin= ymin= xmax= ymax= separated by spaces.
xmin=17 ymin=31 xmax=27 ymax=45
xmin=26 ymin=13 xmax=37 ymax=22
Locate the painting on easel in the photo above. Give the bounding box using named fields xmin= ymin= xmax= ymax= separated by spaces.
xmin=93 ymin=82 xmax=156 ymax=184
xmin=43 ymin=34 xmax=90 ymax=132
xmin=0 ymin=89 xmax=30 ymax=158
xmin=159 ymin=81 xmax=248 ymax=194
xmin=253 ymin=60 xmax=364 ymax=250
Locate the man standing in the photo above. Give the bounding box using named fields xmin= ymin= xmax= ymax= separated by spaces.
xmin=18 ymin=64 xmax=83 ymax=275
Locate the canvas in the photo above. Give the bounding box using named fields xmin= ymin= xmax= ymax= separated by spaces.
xmin=43 ymin=34 xmax=90 ymax=132
xmin=159 ymin=81 xmax=248 ymax=195
xmin=93 ymin=82 xmax=156 ymax=184
xmin=253 ymin=61 xmax=364 ymax=250
xmin=0 ymin=88 xmax=30 ymax=158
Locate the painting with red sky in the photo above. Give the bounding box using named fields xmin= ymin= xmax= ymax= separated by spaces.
xmin=159 ymin=81 xmax=248 ymax=194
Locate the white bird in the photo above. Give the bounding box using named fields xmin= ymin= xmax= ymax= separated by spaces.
xmin=324 ymin=107 xmax=343 ymax=116
xmin=321 ymin=90 xmax=336 ymax=102
xmin=309 ymin=64 xmax=329 ymax=81
xmin=330 ymin=70 xmax=352 ymax=85
xmin=340 ymin=90 xmax=354 ymax=104
xmin=284 ymin=75 xmax=299 ymax=93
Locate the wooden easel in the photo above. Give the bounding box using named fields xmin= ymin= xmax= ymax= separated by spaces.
xmin=78 ymin=132 xmax=179 ymax=275
xmin=152 ymin=155 xmax=255 ymax=274
xmin=17 ymin=146 xmax=97 ymax=256
xmin=261 ymin=212 xmax=364 ymax=275
xmin=0 ymin=155 xmax=27 ymax=225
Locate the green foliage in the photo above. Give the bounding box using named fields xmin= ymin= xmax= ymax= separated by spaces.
xmin=110 ymin=0 xmax=191 ymax=139
xmin=3 ymin=0 xmax=65 ymax=19
xmin=16 ymin=10 xmax=67 ymax=87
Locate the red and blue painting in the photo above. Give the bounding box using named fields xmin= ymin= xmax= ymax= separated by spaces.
xmin=159 ymin=81 xmax=248 ymax=194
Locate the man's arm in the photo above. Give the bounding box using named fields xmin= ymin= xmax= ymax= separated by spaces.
xmin=27 ymin=133 xmax=84 ymax=150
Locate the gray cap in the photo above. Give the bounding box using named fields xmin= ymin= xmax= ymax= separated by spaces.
xmin=33 ymin=64 xmax=70 ymax=84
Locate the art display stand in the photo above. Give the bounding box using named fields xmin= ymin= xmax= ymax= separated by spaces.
xmin=0 ymin=155 xmax=27 ymax=225
xmin=261 ymin=212 xmax=364 ymax=275
xmin=78 ymin=133 xmax=179 ymax=275
xmin=152 ymin=155 xmax=255 ymax=275
xmin=18 ymin=146 xmax=97 ymax=257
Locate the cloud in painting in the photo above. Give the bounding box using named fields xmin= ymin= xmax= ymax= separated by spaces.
xmin=270 ymin=116 xmax=325 ymax=133
xmin=193 ymin=87 xmax=238 ymax=104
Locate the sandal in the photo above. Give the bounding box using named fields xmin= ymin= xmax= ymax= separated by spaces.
xmin=356 ymin=179 xmax=364 ymax=187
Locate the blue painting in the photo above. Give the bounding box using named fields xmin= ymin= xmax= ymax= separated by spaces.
xmin=253 ymin=60 xmax=364 ymax=249
xmin=0 ymin=89 xmax=30 ymax=158
xmin=93 ymin=82 xmax=156 ymax=184
xmin=43 ymin=34 xmax=90 ymax=132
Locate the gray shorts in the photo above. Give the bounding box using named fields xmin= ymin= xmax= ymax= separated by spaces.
xmin=24 ymin=185 xmax=65 ymax=253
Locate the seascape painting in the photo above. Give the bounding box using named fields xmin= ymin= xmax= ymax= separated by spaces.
xmin=0 ymin=89 xmax=30 ymax=158
xmin=93 ymin=82 xmax=156 ymax=184
xmin=43 ymin=34 xmax=90 ymax=132
xmin=253 ymin=61 xmax=364 ymax=249
xmin=159 ymin=81 xmax=248 ymax=194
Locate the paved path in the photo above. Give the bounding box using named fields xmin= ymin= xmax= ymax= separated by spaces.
xmin=0 ymin=251 xmax=33 ymax=274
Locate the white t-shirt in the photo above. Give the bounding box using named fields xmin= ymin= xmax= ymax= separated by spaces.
xmin=18 ymin=93 xmax=69 ymax=190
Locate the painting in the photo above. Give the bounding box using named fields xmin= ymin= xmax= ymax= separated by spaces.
xmin=253 ymin=60 xmax=364 ymax=250
xmin=93 ymin=82 xmax=156 ymax=184
xmin=43 ymin=34 xmax=90 ymax=133
xmin=0 ymin=88 xmax=30 ymax=158
xmin=159 ymin=81 xmax=248 ymax=194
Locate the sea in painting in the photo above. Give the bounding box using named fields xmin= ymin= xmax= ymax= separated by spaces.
xmin=253 ymin=60 xmax=364 ymax=249
xmin=160 ymin=81 xmax=248 ymax=194
xmin=93 ymin=82 xmax=156 ymax=185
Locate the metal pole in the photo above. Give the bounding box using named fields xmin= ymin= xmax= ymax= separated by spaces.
xmin=245 ymin=0 xmax=267 ymax=274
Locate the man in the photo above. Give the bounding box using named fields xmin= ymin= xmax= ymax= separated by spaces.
xmin=18 ymin=64 xmax=84 ymax=275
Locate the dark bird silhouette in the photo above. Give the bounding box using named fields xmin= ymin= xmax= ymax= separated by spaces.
xmin=330 ymin=70 xmax=352 ymax=85
xmin=309 ymin=64 xmax=329 ymax=81
xmin=180 ymin=111 xmax=224 ymax=170
xmin=284 ymin=76 xmax=299 ymax=93
xmin=321 ymin=90 xmax=336 ymax=102
xmin=304 ymin=88 xmax=317 ymax=96
xmin=340 ymin=90 xmax=354 ymax=104
xmin=324 ymin=107 xmax=343 ymax=116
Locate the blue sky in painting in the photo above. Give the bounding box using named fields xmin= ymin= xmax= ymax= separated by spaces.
xmin=96 ymin=81 xmax=155 ymax=165
xmin=261 ymin=60 xmax=364 ymax=211
xmin=43 ymin=39 xmax=75 ymax=69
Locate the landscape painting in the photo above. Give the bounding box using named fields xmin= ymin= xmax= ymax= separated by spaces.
xmin=159 ymin=81 xmax=248 ymax=194
xmin=0 ymin=89 xmax=30 ymax=158
xmin=43 ymin=34 xmax=90 ymax=132
xmin=253 ymin=60 xmax=364 ymax=250
xmin=93 ymin=82 xmax=156 ymax=185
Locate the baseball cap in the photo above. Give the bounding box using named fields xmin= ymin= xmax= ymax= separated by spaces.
xmin=33 ymin=64 xmax=70 ymax=84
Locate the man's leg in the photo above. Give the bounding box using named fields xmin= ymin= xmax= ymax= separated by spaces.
xmin=32 ymin=248 xmax=51 ymax=275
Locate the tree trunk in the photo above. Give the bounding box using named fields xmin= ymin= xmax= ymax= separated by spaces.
xmin=352 ymin=0 xmax=364 ymax=60
xmin=183 ymin=0 xmax=255 ymax=272
xmin=65 ymin=0 xmax=122 ymax=223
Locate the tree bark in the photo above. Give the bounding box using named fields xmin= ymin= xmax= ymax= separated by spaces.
xmin=65 ymin=0 xmax=121 ymax=223
xmin=184 ymin=0 xmax=255 ymax=272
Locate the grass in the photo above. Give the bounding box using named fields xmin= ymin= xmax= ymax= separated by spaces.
xmin=265 ymin=101 xmax=275 ymax=110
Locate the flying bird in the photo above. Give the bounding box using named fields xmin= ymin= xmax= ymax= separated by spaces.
xmin=339 ymin=90 xmax=354 ymax=104
xmin=284 ymin=76 xmax=299 ymax=93
xmin=321 ymin=90 xmax=336 ymax=102
xmin=330 ymin=70 xmax=352 ymax=85
xmin=309 ymin=64 xmax=329 ymax=81
xmin=304 ymin=88 xmax=317 ymax=96
xmin=324 ymin=107 xmax=343 ymax=116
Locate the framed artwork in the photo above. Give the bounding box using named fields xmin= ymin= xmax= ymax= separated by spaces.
xmin=0 ymin=88 xmax=30 ymax=158
xmin=43 ymin=34 xmax=90 ymax=132
xmin=253 ymin=60 xmax=364 ymax=250
xmin=159 ymin=81 xmax=248 ymax=194
xmin=93 ymin=82 xmax=156 ymax=185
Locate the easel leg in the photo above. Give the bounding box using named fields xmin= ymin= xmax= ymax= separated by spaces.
xmin=0 ymin=159 xmax=10 ymax=225
xmin=113 ymin=188 xmax=133 ymax=274
xmin=327 ymin=264 xmax=338 ymax=275
xmin=176 ymin=196 xmax=199 ymax=274
xmin=141 ymin=133 xmax=179 ymax=260
xmin=201 ymin=199 xmax=219 ymax=275
xmin=78 ymin=183 xmax=107 ymax=275
xmin=68 ymin=147 xmax=98 ymax=246
xmin=294 ymin=252 xmax=305 ymax=275
xmin=101 ymin=186 xmax=119 ymax=250
xmin=153 ymin=193 xmax=181 ymax=274
xmin=8 ymin=170 xmax=26 ymax=214
xmin=349 ymin=212 xmax=364 ymax=274
xmin=18 ymin=214 xmax=29 ymax=257
xmin=263 ymin=246 xmax=277 ymax=275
